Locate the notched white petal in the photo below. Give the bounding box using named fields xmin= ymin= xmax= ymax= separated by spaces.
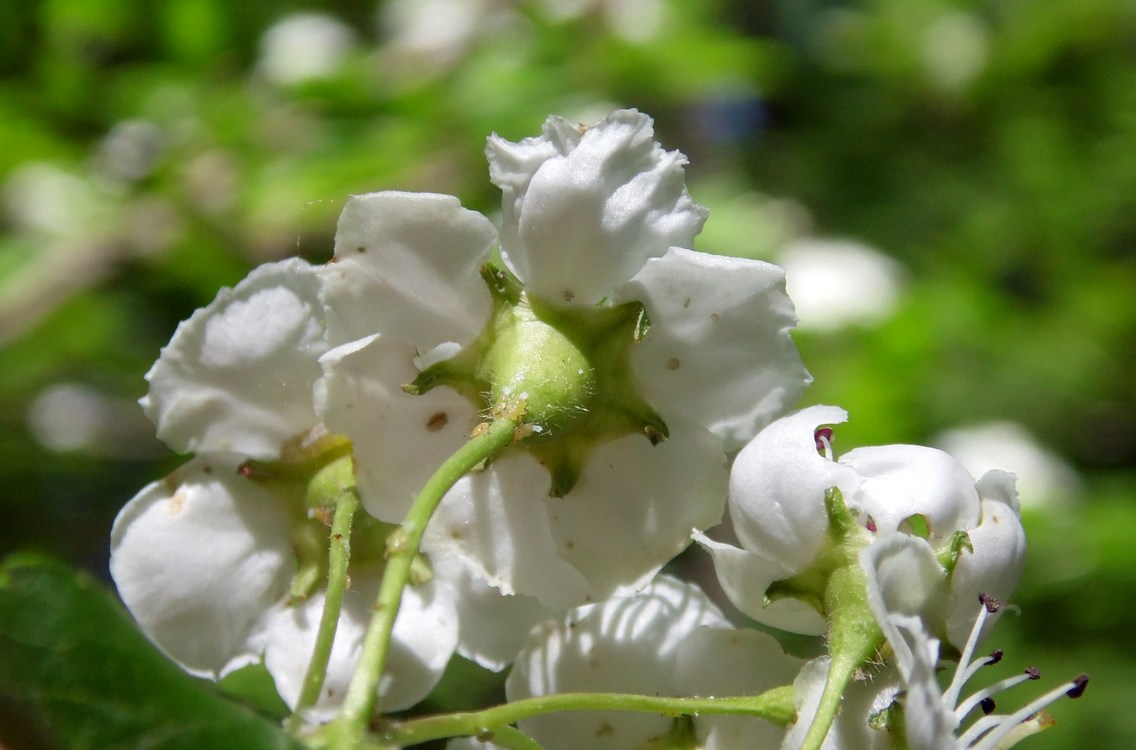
xmin=109 ymin=455 xmax=293 ymax=679
xmin=320 ymin=191 xmax=496 ymax=351
xmin=841 ymin=445 xmax=982 ymax=540
xmin=143 ymin=258 xmax=326 ymax=458
xmin=616 ymin=247 xmax=810 ymax=452
xmin=728 ymin=405 xmax=860 ymax=574
xmin=488 ymin=109 xmax=708 ymax=305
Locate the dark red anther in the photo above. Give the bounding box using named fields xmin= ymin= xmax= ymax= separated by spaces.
xmin=978 ymin=592 xmax=1001 ymax=613
xmin=1025 ymin=666 xmax=1041 ymax=680
xmin=1067 ymin=674 xmax=1089 ymax=699
xmin=980 ymin=697 xmax=996 ymax=715
xmin=986 ymin=649 xmax=1004 ymax=665
xmin=814 ymin=427 xmax=834 ymax=452
xmin=866 ymin=518 xmax=878 ymax=533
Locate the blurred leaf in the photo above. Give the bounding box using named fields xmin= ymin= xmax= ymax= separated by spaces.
xmin=0 ymin=554 xmax=304 ymax=750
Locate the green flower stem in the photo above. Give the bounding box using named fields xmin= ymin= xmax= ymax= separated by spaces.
xmin=321 ymin=417 xmax=520 ymax=748
xmin=380 ymin=687 xmax=797 ymax=747
xmin=479 ymin=725 xmax=545 ymax=750
xmin=794 ymin=487 xmax=882 ymax=750
xmin=285 ymin=485 xmax=360 ymax=734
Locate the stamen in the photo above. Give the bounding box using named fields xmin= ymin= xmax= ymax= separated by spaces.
xmin=815 ymin=427 xmax=834 ymax=460
xmin=956 ymin=671 xmax=1041 ymax=720
xmin=944 ymin=597 xmax=994 ymax=706
xmin=966 ymin=675 xmax=1089 ymax=749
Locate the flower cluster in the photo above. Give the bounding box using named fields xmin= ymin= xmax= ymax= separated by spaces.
xmin=109 ymin=109 xmax=1083 ymax=750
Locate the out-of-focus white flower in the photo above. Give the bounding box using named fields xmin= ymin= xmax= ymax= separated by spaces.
xmin=94 ymin=120 xmax=166 ymax=186
xmin=257 ymin=13 xmax=356 ymax=86
xmin=537 ymin=0 xmax=668 ymax=43
xmin=935 ymin=422 xmax=1081 ymax=511
xmin=318 ymin=110 xmax=809 ymax=608
xmin=501 ymin=575 xmax=800 ymax=750
xmin=698 ymin=405 xmax=1025 ymax=646
xmin=777 ymin=238 xmax=905 ymax=332
xmin=27 ymin=382 xmax=161 ymax=458
xmin=3 ymin=163 xmax=106 ymax=236
xmin=379 ymin=0 xmax=515 ymax=79
xmin=922 ymin=12 xmax=989 ymax=94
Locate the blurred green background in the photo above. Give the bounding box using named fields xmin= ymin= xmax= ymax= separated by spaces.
xmin=1 ymin=0 xmax=1133 ymax=747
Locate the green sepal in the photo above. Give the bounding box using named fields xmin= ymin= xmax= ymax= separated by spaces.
xmin=937 ymin=529 xmax=974 ymax=576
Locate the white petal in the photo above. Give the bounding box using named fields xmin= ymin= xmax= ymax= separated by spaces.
xmin=615 ymin=247 xmax=810 ymax=452
xmin=945 ymin=494 xmax=1025 ymax=651
xmin=142 ymin=258 xmax=325 ymax=458
xmin=432 ymin=555 xmax=551 ymax=672
xmin=505 ymin=577 xmax=726 ymax=750
xmin=780 ymin=657 xmax=900 ymax=750
xmin=888 ymin=618 xmax=958 ymax=750
xmin=109 ymin=455 xmax=293 ymax=679
xmin=427 ymin=418 xmax=727 ymax=608
xmin=840 ymin=445 xmax=982 ymax=540
xmin=729 ymin=405 xmax=862 ymax=574
xmin=860 ymin=534 xmax=950 ymax=652
xmin=674 ymin=626 xmax=801 ymax=750
xmin=423 ymin=451 xmax=594 ymax=609
xmin=316 ymin=334 xmax=480 ymax=523
xmin=487 ymin=109 xmax=707 ymax=305
xmin=319 ymin=191 xmax=496 ymax=350
xmin=693 ymin=531 xmax=826 ymax=635
xmin=264 ymin=565 xmax=459 ymax=721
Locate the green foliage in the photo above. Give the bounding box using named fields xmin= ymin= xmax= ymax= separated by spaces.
xmin=0 ymin=554 xmax=303 ymax=750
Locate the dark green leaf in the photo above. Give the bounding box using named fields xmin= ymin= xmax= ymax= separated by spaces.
xmin=0 ymin=554 xmax=306 ymax=750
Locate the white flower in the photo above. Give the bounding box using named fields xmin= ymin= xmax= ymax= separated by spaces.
xmin=777 ymin=238 xmax=905 ymax=332
xmin=257 ymin=13 xmax=356 ymax=86
xmin=502 ymin=575 xmax=801 ymax=750
xmin=698 ymin=405 xmax=1024 ymax=642
xmin=875 ymin=604 xmax=1087 ymax=750
xmin=110 ymin=259 xmax=478 ymax=718
xmin=317 ymin=110 xmax=809 ymax=608
xmin=934 ymin=421 xmax=1082 ymax=511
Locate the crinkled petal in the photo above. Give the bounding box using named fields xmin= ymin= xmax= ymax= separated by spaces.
xmin=316 ymin=333 xmax=480 ymax=523
xmin=729 ymin=405 xmax=862 ymax=574
xmin=263 ymin=566 xmax=458 ymax=720
xmin=693 ymin=531 xmax=827 ymax=635
xmin=142 ymin=258 xmax=325 ymax=458
xmin=109 ymin=455 xmax=293 ymax=679
xmin=426 ymin=417 xmax=727 ymax=608
xmin=487 ymin=109 xmax=708 ymax=305
xmin=319 ymin=191 xmax=496 ymax=350
xmin=432 ymin=555 xmax=551 ymax=672
xmin=945 ymin=485 xmax=1025 ymax=651
xmin=505 ymin=576 xmax=726 ymax=750
xmin=674 ymin=626 xmax=801 ymax=750
xmin=614 ymin=247 xmax=810 ymax=452
xmin=840 ymin=445 xmax=982 ymax=540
